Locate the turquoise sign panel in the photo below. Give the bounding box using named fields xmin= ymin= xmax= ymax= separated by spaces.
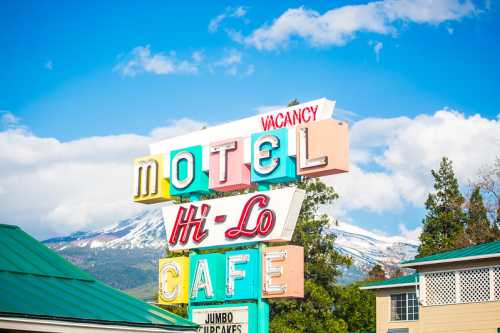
xmin=189 ymin=302 xmax=258 ymax=333
xmin=224 ymin=249 xmax=260 ymax=301
xmin=189 ymin=253 xmax=225 ymax=303
xmin=250 ymin=128 xmax=298 ymax=184
xmin=170 ymin=145 xmax=210 ymax=197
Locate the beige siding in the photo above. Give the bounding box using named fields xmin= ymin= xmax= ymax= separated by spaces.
xmin=418 ymin=258 xmax=500 ymax=333
xmin=375 ymin=287 xmax=420 ymax=333
xmin=421 ymin=301 xmax=500 ymax=333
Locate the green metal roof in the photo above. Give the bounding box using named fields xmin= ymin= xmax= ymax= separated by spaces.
xmin=360 ymin=274 xmax=417 ymax=290
xmin=0 ymin=224 xmax=197 ymax=331
xmin=401 ymin=240 xmax=500 ymax=267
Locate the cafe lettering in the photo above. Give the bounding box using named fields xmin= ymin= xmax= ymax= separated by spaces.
xmin=132 ymin=98 xmax=349 ymax=332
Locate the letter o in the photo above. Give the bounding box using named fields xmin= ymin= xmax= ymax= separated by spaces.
xmin=171 ymin=151 xmax=194 ymax=189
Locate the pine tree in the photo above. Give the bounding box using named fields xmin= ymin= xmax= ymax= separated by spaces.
xmin=419 ymin=157 xmax=466 ymax=256
xmin=389 ymin=267 xmax=404 ymax=279
xmin=464 ymin=186 xmax=495 ymax=245
xmin=367 ymin=264 xmax=386 ymax=281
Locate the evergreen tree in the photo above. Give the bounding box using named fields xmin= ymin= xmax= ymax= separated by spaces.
xmin=287 ymin=98 xmax=300 ymax=107
xmin=419 ymin=157 xmax=466 ymax=256
xmin=389 ymin=267 xmax=403 ymax=279
xmin=464 ymin=186 xmax=495 ymax=244
xmin=367 ymin=264 xmax=386 ymax=281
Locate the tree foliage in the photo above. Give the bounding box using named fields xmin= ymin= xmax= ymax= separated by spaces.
xmin=419 ymin=157 xmax=500 ymax=257
xmin=419 ymin=157 xmax=466 ymax=256
xmin=461 ymin=186 xmax=497 ymax=245
xmin=334 ymin=282 xmax=376 ymax=333
xmin=472 ymin=157 xmax=500 ymax=231
xmin=366 ymin=264 xmax=386 ymax=282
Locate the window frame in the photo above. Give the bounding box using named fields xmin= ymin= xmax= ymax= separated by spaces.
xmin=390 ymin=292 xmax=419 ymax=322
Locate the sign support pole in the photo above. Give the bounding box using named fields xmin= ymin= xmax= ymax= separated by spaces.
xmin=257 ymin=242 xmax=269 ymax=333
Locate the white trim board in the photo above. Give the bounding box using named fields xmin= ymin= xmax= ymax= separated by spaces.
xmin=0 ymin=317 xmax=197 ymax=333
xmin=400 ymin=253 xmax=500 ymax=268
xmin=360 ymin=282 xmax=416 ymax=290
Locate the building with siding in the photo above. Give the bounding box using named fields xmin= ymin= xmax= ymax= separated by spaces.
xmin=0 ymin=224 xmax=198 ymax=333
xmin=362 ymin=240 xmax=500 ymax=333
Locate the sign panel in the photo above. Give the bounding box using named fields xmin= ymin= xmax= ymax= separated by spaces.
xmin=158 ymin=257 xmax=189 ymax=304
xmin=162 ymin=187 xmax=305 ymax=252
xmin=189 ymin=253 xmax=226 ymax=303
xmin=190 ymin=303 xmax=257 ymax=333
xmin=225 ymin=249 xmax=260 ymax=301
xmin=262 ymin=245 xmax=304 ymax=298
xmin=296 ymin=119 xmax=349 ymax=177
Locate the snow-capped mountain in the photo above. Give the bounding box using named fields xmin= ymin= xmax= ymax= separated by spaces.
xmin=43 ymin=208 xmax=418 ymax=293
xmin=45 ymin=209 xmax=167 ymax=250
xmin=331 ymin=221 xmax=418 ymax=269
xmin=45 ymin=208 xmax=418 ymax=263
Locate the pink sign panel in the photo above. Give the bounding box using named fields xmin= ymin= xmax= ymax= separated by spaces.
xmin=262 ymin=245 xmax=304 ymax=298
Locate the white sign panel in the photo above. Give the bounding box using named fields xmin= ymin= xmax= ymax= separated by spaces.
xmin=162 ymin=187 xmax=305 ymax=252
xmin=150 ymin=98 xmax=335 ymax=175
xmin=191 ymin=306 xmax=250 ymax=333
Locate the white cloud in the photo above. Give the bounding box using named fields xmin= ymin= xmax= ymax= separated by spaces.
xmin=1 ymin=111 xmax=20 ymax=128
xmin=399 ymin=224 xmax=422 ymax=243
xmin=211 ymin=49 xmax=253 ymax=76
xmin=192 ymin=50 xmax=204 ymax=63
xmin=323 ymin=109 xmax=500 ymax=215
xmin=114 ymin=45 xmax=201 ymax=77
xmin=45 ymin=60 xmax=53 ymax=71
xmin=243 ymin=0 xmax=476 ymax=50
xmin=244 ymin=64 xmax=255 ymax=76
xmin=254 ymin=105 xmax=285 ymax=114
xmin=370 ymin=40 xmax=383 ymax=62
xmin=209 ymin=6 xmax=248 ymax=33
xmin=0 ymin=118 xmax=206 ymax=239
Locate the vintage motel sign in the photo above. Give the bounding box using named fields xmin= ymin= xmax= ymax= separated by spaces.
xmin=134 ymin=98 xmax=349 ymax=332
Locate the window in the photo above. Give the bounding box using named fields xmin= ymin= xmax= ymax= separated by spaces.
xmin=391 ymin=292 xmax=419 ymax=321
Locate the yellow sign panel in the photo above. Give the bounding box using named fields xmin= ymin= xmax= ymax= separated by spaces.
xmin=158 ymin=257 xmax=189 ymax=304
xmin=133 ymin=154 xmax=172 ymax=204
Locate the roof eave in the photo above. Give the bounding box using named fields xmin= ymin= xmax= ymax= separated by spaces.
xmin=400 ymin=253 xmax=500 ymax=268
xmin=360 ymin=282 xmax=416 ymax=290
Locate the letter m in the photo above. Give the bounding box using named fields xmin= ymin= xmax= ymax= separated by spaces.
xmin=134 ymin=159 xmax=158 ymax=197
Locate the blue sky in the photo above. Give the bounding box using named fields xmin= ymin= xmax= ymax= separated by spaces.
xmin=1 ymin=0 xmax=499 ymax=239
